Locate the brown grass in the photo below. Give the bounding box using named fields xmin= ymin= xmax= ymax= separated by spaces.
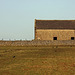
xmin=0 ymin=46 xmax=75 ymax=75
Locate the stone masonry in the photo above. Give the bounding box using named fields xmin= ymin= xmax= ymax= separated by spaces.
xmin=35 ymin=29 xmax=75 ymax=40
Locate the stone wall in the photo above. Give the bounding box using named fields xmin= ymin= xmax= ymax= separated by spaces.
xmin=35 ymin=29 xmax=75 ymax=40
xmin=0 ymin=40 xmax=75 ymax=46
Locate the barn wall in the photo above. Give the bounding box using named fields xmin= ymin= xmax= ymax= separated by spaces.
xmin=35 ymin=29 xmax=75 ymax=40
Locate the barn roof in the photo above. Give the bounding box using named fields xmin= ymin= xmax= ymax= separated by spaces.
xmin=35 ymin=20 xmax=75 ymax=29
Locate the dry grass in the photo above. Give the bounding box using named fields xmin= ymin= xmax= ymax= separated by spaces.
xmin=0 ymin=46 xmax=75 ymax=75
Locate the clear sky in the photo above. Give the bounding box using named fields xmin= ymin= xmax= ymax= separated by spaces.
xmin=0 ymin=0 xmax=75 ymax=40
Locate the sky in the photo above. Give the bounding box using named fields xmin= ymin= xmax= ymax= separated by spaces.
xmin=0 ymin=0 xmax=75 ymax=40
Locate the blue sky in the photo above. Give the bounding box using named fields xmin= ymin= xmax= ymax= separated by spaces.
xmin=0 ymin=0 xmax=75 ymax=40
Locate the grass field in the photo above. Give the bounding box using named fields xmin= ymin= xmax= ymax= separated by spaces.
xmin=0 ymin=46 xmax=75 ymax=75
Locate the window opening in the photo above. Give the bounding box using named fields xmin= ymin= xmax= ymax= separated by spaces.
xmin=53 ymin=37 xmax=57 ymax=40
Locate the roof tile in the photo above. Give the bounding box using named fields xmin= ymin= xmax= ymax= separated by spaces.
xmin=35 ymin=20 xmax=75 ymax=29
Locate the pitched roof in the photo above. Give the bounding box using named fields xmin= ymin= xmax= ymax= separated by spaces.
xmin=35 ymin=20 xmax=75 ymax=29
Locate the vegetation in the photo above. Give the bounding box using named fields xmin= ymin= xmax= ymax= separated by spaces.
xmin=0 ymin=46 xmax=75 ymax=75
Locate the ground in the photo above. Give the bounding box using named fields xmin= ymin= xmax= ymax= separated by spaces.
xmin=0 ymin=46 xmax=75 ymax=75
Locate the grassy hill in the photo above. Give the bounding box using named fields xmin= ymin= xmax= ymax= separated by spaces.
xmin=0 ymin=46 xmax=75 ymax=75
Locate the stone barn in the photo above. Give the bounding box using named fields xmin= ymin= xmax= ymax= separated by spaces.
xmin=35 ymin=20 xmax=75 ymax=40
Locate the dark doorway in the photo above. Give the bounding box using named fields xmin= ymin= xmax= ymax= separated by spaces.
xmin=53 ymin=37 xmax=57 ymax=40
xmin=71 ymin=37 xmax=74 ymax=40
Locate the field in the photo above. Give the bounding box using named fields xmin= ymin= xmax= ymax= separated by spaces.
xmin=0 ymin=46 xmax=75 ymax=75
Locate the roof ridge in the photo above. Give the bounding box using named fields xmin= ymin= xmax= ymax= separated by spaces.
xmin=35 ymin=19 xmax=75 ymax=21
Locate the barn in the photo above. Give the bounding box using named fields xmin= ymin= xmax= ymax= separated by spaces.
xmin=35 ymin=19 xmax=75 ymax=40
